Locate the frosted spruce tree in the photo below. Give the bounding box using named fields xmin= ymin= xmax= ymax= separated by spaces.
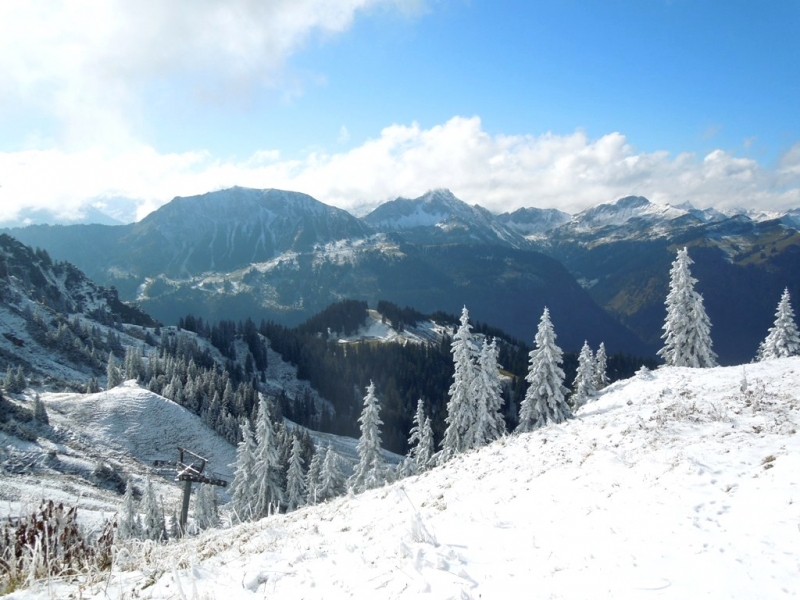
xmin=251 ymin=397 xmax=284 ymax=518
xmin=517 ymin=307 xmax=572 ymax=432
xmin=658 ymin=247 xmax=717 ymax=368
xmin=470 ymin=338 xmax=506 ymax=445
xmin=193 ymin=484 xmax=220 ymax=530
xmin=570 ymin=341 xmax=596 ymax=410
xmin=306 ymin=446 xmax=323 ymax=505
xmin=141 ymin=477 xmax=164 ymax=541
xmin=106 ymin=352 xmax=123 ymax=389
xmin=285 ymin=435 xmax=307 ymax=511
xmin=118 ymin=479 xmax=141 ymax=540
xmin=32 ymin=393 xmax=49 ymax=425
xmin=229 ymin=418 xmax=257 ymax=521
xmin=440 ymin=306 xmax=478 ymax=462
xmin=593 ymin=342 xmax=610 ymax=390
xmin=407 ymin=398 xmax=435 ymax=473
xmin=757 ymin=288 xmax=800 ymax=361
xmin=317 ymin=446 xmax=345 ymax=502
xmin=348 ymin=381 xmax=386 ymax=493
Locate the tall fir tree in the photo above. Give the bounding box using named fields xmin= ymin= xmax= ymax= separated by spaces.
xmin=757 ymin=288 xmax=800 ymax=361
xmin=440 ymin=306 xmax=478 ymax=462
xmin=517 ymin=307 xmax=572 ymax=432
xmin=251 ymin=397 xmax=284 ymax=518
xmin=229 ymin=418 xmax=257 ymax=522
xmin=32 ymin=393 xmax=49 ymax=425
xmin=193 ymin=484 xmax=220 ymax=530
xmin=141 ymin=477 xmax=164 ymax=542
xmin=106 ymin=352 xmax=123 ymax=389
xmin=571 ymin=341 xmax=596 ymax=410
xmin=306 ymin=445 xmax=324 ymax=505
xmin=285 ymin=434 xmax=307 ymax=511
xmin=118 ymin=479 xmax=141 ymax=540
xmin=317 ymin=445 xmax=345 ymax=502
xmin=593 ymin=342 xmax=610 ymax=390
xmin=407 ymin=398 xmax=435 ymax=473
xmin=348 ymin=381 xmax=386 ymax=493
xmin=658 ymin=247 xmax=717 ymax=368
xmin=417 ymin=415 xmax=435 ymax=471
xmin=470 ymin=338 xmax=507 ymax=445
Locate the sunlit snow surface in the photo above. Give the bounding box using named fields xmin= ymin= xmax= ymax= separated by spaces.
xmin=9 ymin=359 xmax=800 ymax=599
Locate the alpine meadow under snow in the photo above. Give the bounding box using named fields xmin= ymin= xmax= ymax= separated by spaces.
xmin=5 ymin=358 xmax=800 ymax=599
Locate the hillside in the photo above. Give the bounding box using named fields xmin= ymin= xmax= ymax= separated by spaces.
xmin=9 ymin=358 xmax=800 ymax=599
xmin=0 ymin=382 xmax=237 ymax=529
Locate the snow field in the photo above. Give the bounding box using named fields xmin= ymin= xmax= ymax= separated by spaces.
xmin=9 ymin=359 xmax=799 ymax=599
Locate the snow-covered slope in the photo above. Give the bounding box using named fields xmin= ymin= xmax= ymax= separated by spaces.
xmin=47 ymin=382 xmax=237 ymax=481
xmin=11 ymin=358 xmax=800 ymax=599
xmin=336 ymin=309 xmax=450 ymax=345
xmin=363 ymin=189 xmax=529 ymax=248
xmin=0 ymin=382 xmax=237 ymax=527
xmin=574 ymin=196 xmax=688 ymax=228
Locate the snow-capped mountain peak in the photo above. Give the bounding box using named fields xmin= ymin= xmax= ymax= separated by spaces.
xmin=362 ymin=189 xmax=529 ymax=248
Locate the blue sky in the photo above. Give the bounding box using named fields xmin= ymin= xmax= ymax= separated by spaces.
xmin=1 ymin=0 xmax=798 ymax=222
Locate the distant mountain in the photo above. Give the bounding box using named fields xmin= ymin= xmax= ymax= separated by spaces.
xmin=4 ymin=187 xmax=373 ymax=284
xmin=496 ymin=206 xmax=571 ymax=236
xmin=5 ymin=187 xmax=800 ymax=364
xmin=532 ymin=199 xmax=800 ymax=365
xmin=363 ymin=189 xmax=529 ymax=248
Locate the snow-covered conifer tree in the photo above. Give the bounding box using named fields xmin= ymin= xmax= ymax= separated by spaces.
xmin=124 ymin=346 xmax=145 ymax=382
xmin=440 ymin=306 xmax=478 ymax=462
xmin=517 ymin=307 xmax=572 ymax=432
xmin=169 ymin=508 xmax=180 ymax=539
xmin=193 ymin=484 xmax=219 ymax=530
xmin=141 ymin=477 xmax=164 ymax=541
xmin=286 ymin=435 xmax=307 ymax=511
xmin=229 ymin=418 xmax=257 ymax=522
xmin=118 ymin=479 xmax=140 ymax=540
xmin=317 ymin=445 xmax=344 ymax=502
xmin=571 ymin=341 xmax=596 ymax=410
xmin=658 ymin=247 xmax=717 ymax=368
xmin=417 ymin=415 xmax=435 ymax=471
xmin=32 ymin=393 xmax=49 ymax=425
xmin=470 ymin=338 xmax=506 ymax=445
xmin=593 ymin=342 xmax=610 ymax=390
xmin=106 ymin=352 xmax=123 ymax=389
xmin=407 ymin=398 xmax=435 ymax=472
xmin=306 ymin=445 xmax=323 ymax=505
xmin=348 ymin=381 xmax=386 ymax=493
xmin=757 ymin=288 xmax=800 ymax=361
xmin=251 ymin=397 xmax=284 ymax=518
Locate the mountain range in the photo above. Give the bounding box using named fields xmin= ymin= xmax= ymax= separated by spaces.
xmin=5 ymin=187 xmax=800 ymax=364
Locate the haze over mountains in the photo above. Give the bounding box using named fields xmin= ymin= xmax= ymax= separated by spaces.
xmin=5 ymin=187 xmax=800 ymax=364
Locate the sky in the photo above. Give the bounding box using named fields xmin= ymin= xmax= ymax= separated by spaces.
xmin=1 ymin=0 xmax=799 ymax=223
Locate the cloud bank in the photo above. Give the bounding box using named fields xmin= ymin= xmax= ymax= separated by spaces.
xmin=1 ymin=116 xmax=799 ymax=222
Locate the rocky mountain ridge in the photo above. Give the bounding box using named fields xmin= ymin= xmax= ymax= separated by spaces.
xmin=4 ymin=187 xmax=800 ymax=364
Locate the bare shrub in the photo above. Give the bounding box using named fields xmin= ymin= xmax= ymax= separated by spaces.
xmin=0 ymin=500 xmax=114 ymax=593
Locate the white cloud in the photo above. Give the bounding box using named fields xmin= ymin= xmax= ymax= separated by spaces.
xmin=0 ymin=0 xmax=406 ymax=149
xmin=1 ymin=116 xmax=799 ymax=223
